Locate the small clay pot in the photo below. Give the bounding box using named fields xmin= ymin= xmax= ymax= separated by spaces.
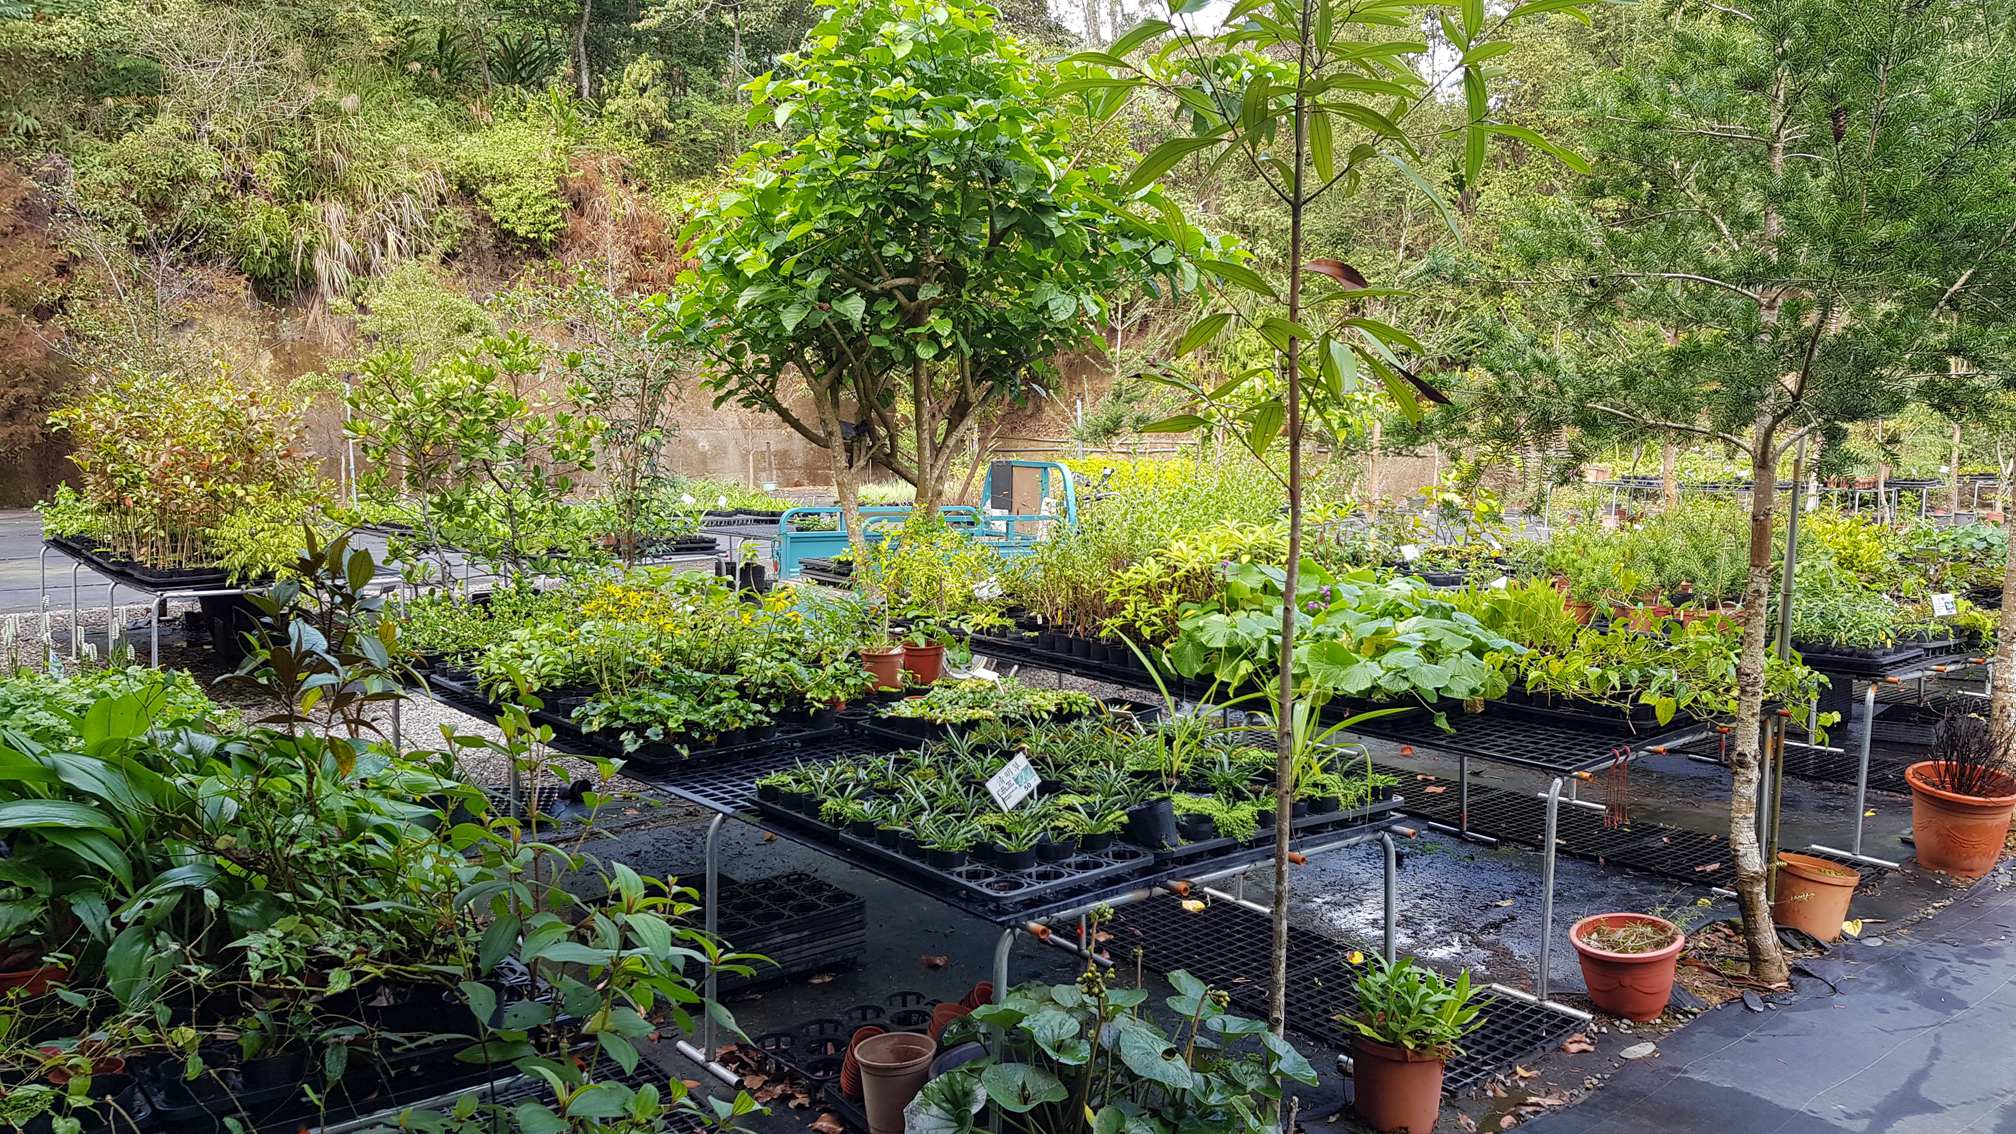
xmin=1905 ymin=762 xmax=2016 ymax=878
xmin=1771 ymin=852 xmax=1860 ymax=942
xmin=902 ymin=643 xmax=946 ymax=684
xmin=1570 ymin=913 xmax=1683 ymax=1021
xmin=856 ymin=1031 xmax=936 ymax=1134
xmin=839 ymin=1024 xmax=885 ymax=1101
xmin=861 ymin=647 xmax=905 ymax=691
xmin=1351 ymin=1036 xmax=1447 ymax=1134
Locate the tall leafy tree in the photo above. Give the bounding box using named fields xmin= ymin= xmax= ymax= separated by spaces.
xmin=670 ymin=0 xmax=1193 ymax=551
xmin=1463 ymin=0 xmax=2016 ymax=982
xmin=1067 ymin=0 xmax=1587 ymax=1040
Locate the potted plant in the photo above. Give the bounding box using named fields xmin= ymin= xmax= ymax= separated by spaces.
xmin=1345 ymin=956 xmax=1483 ymax=1134
xmin=1569 ymin=912 xmax=1686 ymax=1020
xmin=860 ymin=631 xmax=907 ymax=692
xmin=1771 ymin=853 xmax=1860 ymax=942
xmin=1906 ymin=711 xmax=2016 ymax=877
xmin=900 ymin=615 xmax=954 ymax=684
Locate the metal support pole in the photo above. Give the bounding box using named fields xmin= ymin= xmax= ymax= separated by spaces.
xmin=1458 ymin=751 xmax=1470 ymax=838
xmin=104 ymin=582 xmax=119 ymax=656
xmin=1379 ymin=831 xmax=1398 ymax=965
xmin=1537 ymin=778 xmax=1562 ymax=1003
xmin=391 ymin=693 xmax=403 ymax=752
xmin=69 ymin=563 xmax=81 ymax=658
xmin=1852 ymin=681 xmax=1877 ymax=857
xmin=150 ymin=598 xmax=161 ymax=667
xmin=700 ymin=814 xmax=725 ymax=1062
xmin=992 ymin=927 xmax=1013 ymax=1005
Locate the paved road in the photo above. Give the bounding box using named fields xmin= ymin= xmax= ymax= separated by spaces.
xmin=1525 ymin=866 xmax=2016 ymax=1133
xmin=0 ymin=509 xmax=80 ymax=615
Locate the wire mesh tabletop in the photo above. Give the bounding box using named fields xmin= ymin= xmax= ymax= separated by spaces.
xmin=1344 ymin=708 xmax=1709 ymax=774
xmin=1091 ymin=895 xmax=1585 ymax=1094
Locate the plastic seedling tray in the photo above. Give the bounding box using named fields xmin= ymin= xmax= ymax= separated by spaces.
xmin=47 ymin=534 xmax=244 ymax=591
xmin=423 ymin=673 xmax=844 ymax=765
xmin=1790 ymin=640 xmax=1929 ymax=675
xmin=751 ymin=798 xmax=1156 ymax=913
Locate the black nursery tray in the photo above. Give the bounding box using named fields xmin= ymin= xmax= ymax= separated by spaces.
xmin=422 ymin=671 xmax=847 ymax=767
xmin=752 ymin=796 xmax=1158 ymax=913
xmin=45 ymin=535 xmax=246 ymax=592
xmin=1790 ymin=640 xmax=1929 ymax=676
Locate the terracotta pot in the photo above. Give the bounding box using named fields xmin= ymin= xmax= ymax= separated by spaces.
xmin=856 ymin=1031 xmax=936 ymax=1134
xmin=958 ymin=981 xmax=994 ymax=1011
xmin=1565 ymin=599 xmax=1595 ymax=626
xmin=839 ymin=1024 xmax=884 ymax=1101
xmin=1771 ymin=852 xmax=1860 ymax=942
xmin=902 ymin=642 xmax=946 ymax=684
xmin=0 ymin=962 xmax=66 ymax=998
xmin=860 ymin=647 xmax=905 ymax=691
xmin=1905 ymin=762 xmax=2016 ymax=877
xmin=1623 ymin=604 xmax=1675 ymax=633
xmin=1350 ymin=1036 xmax=1447 ymax=1134
xmin=1570 ymin=913 xmax=1684 ymax=1021
xmin=927 ymin=1000 xmax=971 ymax=1041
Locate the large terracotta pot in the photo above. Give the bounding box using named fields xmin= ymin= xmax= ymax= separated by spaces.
xmin=860 ymin=647 xmax=905 ymax=691
xmin=856 ymin=1031 xmax=935 ymax=1134
xmin=1771 ymin=852 xmax=1860 ymax=942
xmin=0 ymin=955 xmax=66 ymax=997
xmin=1570 ymin=913 xmax=1684 ymax=1021
xmin=1905 ymin=762 xmax=2016 ymax=877
xmin=903 ymin=642 xmax=946 ymax=684
xmin=1351 ymin=1036 xmax=1447 ymax=1134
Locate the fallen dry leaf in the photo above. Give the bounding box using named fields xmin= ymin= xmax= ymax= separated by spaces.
xmin=1560 ymin=1034 xmax=1596 ymax=1054
xmin=921 ymin=954 xmax=950 ymax=970
xmin=1514 ymin=1065 xmax=1537 ymax=1080
xmin=1499 ymin=1114 xmax=1517 ymax=1129
xmin=763 ymin=832 xmax=778 ymax=843
xmin=808 ymin=973 xmax=835 ymax=985
xmin=810 ymin=1113 xmax=845 ymax=1134
xmin=1424 ymin=785 xmax=1448 ymax=795
xmin=1494 ymin=899 xmax=1515 ymax=907
xmin=1181 ymin=899 xmax=1208 ymax=913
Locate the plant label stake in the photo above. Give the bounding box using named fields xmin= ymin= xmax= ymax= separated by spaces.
xmin=987 ymin=752 xmax=1039 ymax=811
xmin=1398 ymin=544 xmax=1421 ymax=563
xmin=1931 ymin=593 xmax=1958 ymax=617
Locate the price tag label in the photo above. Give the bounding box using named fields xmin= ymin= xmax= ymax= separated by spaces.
xmin=680 ymin=493 xmax=697 ymax=505
xmin=762 ymin=481 xmax=777 ymax=492
xmin=1398 ymin=543 xmax=1422 ymax=562
xmin=716 ymin=495 xmax=729 ymax=508
xmin=1489 ymin=575 xmax=1510 ymax=591
xmin=1931 ymin=592 xmax=1958 ymax=617
xmin=987 ymin=752 xmax=1040 ymax=811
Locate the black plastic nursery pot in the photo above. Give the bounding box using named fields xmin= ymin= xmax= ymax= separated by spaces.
xmin=1125 ymin=799 xmax=1181 ymax=849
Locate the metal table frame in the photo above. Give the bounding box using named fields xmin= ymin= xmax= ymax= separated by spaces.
xmin=1804 ymin=656 xmax=1994 ymax=868
xmin=608 ymin=742 xmax=1413 ymax=1087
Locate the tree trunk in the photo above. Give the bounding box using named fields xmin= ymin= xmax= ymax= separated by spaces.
xmin=1991 ymin=511 xmax=2016 ymax=746
xmin=1661 ymin=441 xmax=1678 ymax=512
xmin=1269 ymin=2 xmax=1312 ymax=1050
xmin=574 ymin=0 xmax=593 ymax=100
xmin=1950 ymin=423 xmax=1963 ymax=517
xmin=1729 ymin=422 xmax=1789 ymax=986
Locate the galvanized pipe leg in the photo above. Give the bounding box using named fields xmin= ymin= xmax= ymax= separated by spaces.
xmin=104 ymin=582 xmax=119 ymax=656
xmin=700 ymin=813 xmax=725 ymax=1061
xmin=1458 ymin=751 xmax=1470 ymax=838
xmin=69 ymin=563 xmax=81 ymax=658
xmin=1538 ymin=778 xmax=1563 ymax=1003
xmin=1379 ymin=831 xmax=1398 ymax=965
xmin=1852 ymin=681 xmax=1877 ymax=856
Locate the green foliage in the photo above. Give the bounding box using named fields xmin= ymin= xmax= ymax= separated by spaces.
xmin=914 ymin=965 xmax=1316 ymax=1133
xmin=676 ymin=0 xmax=1193 ymax=502
xmin=452 ymin=113 xmax=571 ymax=247
xmin=43 ymin=367 xmax=327 ymax=580
xmin=0 ymin=665 xmax=229 ymax=750
xmin=1346 ymin=956 xmax=1484 ymax=1057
